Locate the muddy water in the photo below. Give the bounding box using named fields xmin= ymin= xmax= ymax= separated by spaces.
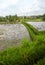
xmin=0 ymin=24 xmax=30 ymax=50
xmin=28 ymin=22 xmax=45 ymax=31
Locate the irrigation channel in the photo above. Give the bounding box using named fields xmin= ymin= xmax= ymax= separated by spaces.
xmin=0 ymin=22 xmax=45 ymax=50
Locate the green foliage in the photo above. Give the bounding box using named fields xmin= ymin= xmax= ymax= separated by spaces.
xmin=0 ymin=15 xmax=20 ymax=24
xmin=34 ymin=58 xmax=45 ymax=65
xmin=42 ymin=14 xmax=45 ymax=21
xmin=0 ymin=14 xmax=45 ymax=24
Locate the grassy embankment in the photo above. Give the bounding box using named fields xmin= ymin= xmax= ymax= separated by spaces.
xmin=22 ymin=18 xmax=42 ymax=22
xmin=0 ymin=22 xmax=45 ymax=65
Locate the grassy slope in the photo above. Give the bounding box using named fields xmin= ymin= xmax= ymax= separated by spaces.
xmin=0 ymin=23 xmax=45 ymax=65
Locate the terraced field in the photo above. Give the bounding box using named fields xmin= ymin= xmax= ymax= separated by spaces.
xmin=0 ymin=22 xmax=45 ymax=65
xmin=0 ymin=24 xmax=29 ymax=50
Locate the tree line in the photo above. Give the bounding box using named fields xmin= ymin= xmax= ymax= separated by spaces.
xmin=0 ymin=14 xmax=45 ymax=23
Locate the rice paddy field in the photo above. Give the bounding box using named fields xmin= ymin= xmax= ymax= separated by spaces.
xmin=0 ymin=24 xmax=30 ymax=50
xmin=0 ymin=22 xmax=45 ymax=65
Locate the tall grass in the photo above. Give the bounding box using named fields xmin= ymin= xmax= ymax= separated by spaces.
xmin=0 ymin=37 xmax=45 ymax=65
xmin=22 ymin=22 xmax=39 ymax=41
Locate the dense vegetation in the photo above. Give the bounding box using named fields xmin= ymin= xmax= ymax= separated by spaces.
xmin=0 ymin=14 xmax=45 ymax=24
xmin=0 ymin=15 xmax=20 ymax=24
xmin=0 ymin=22 xmax=45 ymax=65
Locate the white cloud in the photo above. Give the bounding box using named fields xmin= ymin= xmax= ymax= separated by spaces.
xmin=31 ymin=0 xmax=40 ymax=11
xmin=17 ymin=0 xmax=41 ymax=15
xmin=0 ymin=0 xmax=18 ymax=10
xmin=0 ymin=0 xmax=45 ymax=16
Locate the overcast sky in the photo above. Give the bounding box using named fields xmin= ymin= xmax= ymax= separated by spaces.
xmin=0 ymin=0 xmax=45 ymax=16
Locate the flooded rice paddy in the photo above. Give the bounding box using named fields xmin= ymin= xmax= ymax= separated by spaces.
xmin=28 ymin=22 xmax=45 ymax=31
xmin=0 ymin=22 xmax=45 ymax=50
xmin=0 ymin=24 xmax=29 ymax=50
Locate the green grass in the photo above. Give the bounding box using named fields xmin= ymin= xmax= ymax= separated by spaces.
xmin=21 ymin=18 xmax=43 ymax=23
xmin=0 ymin=22 xmax=45 ymax=65
xmin=34 ymin=58 xmax=45 ymax=65
xmin=22 ymin=22 xmax=39 ymax=41
xmin=28 ymin=18 xmax=42 ymax=22
xmin=0 ymin=37 xmax=45 ymax=65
